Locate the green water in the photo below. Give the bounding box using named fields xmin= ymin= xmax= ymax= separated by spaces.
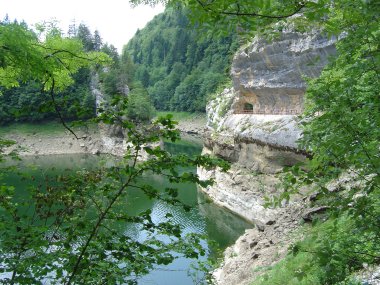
xmin=2 ymin=140 xmax=252 ymax=284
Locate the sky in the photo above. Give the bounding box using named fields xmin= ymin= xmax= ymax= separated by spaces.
xmin=0 ymin=0 xmax=165 ymax=53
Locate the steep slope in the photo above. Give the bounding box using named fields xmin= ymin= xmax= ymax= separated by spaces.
xmin=200 ymin=29 xmax=336 ymax=224
xmin=124 ymin=7 xmax=238 ymax=112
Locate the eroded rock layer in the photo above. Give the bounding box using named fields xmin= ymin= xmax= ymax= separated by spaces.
xmin=198 ymin=29 xmax=337 ymax=285
xmin=232 ymin=30 xmax=336 ymax=113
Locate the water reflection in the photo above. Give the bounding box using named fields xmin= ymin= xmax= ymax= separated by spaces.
xmin=2 ymin=140 xmax=252 ymax=284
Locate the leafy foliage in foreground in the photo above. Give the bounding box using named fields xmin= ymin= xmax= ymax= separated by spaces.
xmin=131 ymin=0 xmax=311 ymax=37
xmin=257 ymin=0 xmax=379 ymax=283
xmin=0 ymin=21 xmax=109 ymax=92
xmin=0 ymin=20 xmax=109 ymax=124
xmin=0 ymin=111 xmax=229 ymax=284
xmin=254 ymin=197 xmax=380 ymax=285
xmin=0 ymin=18 xmax=232 ymax=284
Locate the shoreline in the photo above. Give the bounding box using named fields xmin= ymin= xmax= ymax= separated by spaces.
xmin=3 ymin=119 xmax=299 ymax=285
xmin=4 ymin=129 xmax=109 ymax=157
xmin=2 ymin=118 xmax=208 ymax=157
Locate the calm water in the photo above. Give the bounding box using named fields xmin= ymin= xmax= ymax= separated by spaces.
xmin=2 ymin=140 xmax=251 ymax=284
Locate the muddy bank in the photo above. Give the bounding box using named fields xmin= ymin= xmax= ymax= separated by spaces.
xmin=3 ymin=115 xmax=208 ymax=157
xmin=175 ymin=113 xmax=209 ymax=138
xmin=4 ymin=129 xmax=103 ymax=156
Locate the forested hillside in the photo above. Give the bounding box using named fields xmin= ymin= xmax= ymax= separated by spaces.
xmin=124 ymin=7 xmax=239 ymax=112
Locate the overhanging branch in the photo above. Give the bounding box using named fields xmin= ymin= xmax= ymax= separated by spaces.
xmin=46 ymin=77 xmax=83 ymax=140
xmin=195 ymin=0 xmax=305 ymax=19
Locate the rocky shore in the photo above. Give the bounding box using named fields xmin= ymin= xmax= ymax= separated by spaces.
xmin=175 ymin=113 xmax=209 ymax=138
xmin=213 ymin=201 xmax=307 ymax=285
xmin=3 ymin=116 xmax=208 ymax=157
xmin=4 ymin=128 xmax=123 ymax=157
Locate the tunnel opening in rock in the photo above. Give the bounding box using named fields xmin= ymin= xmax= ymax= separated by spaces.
xmin=243 ymin=103 xmax=254 ymax=113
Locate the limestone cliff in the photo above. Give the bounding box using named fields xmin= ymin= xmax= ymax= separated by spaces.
xmin=208 ymin=29 xmax=336 ymax=137
xmin=231 ymin=30 xmax=336 ymax=114
xmin=198 ymin=30 xmax=337 ymax=285
xmin=200 ymin=29 xmax=336 ymax=222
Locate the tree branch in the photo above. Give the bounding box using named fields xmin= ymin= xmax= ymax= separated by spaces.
xmin=47 ymin=77 xmax=84 ymax=140
xmin=38 ymin=45 xmax=107 ymax=63
xmin=195 ymin=0 xmax=305 ymax=19
xmin=65 ymin=141 xmax=143 ymax=285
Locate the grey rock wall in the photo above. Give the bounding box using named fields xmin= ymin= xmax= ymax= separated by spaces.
xmin=199 ymin=28 xmax=336 ymax=236
xmin=199 ymin=29 xmax=338 ymax=285
xmin=232 ymin=30 xmax=336 ymax=113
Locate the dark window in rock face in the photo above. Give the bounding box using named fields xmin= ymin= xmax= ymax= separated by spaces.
xmin=243 ymin=103 xmax=254 ymax=111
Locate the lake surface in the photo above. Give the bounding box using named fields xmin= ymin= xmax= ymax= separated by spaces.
xmin=2 ymin=139 xmax=252 ymax=284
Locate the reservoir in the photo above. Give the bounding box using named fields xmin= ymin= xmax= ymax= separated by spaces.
xmin=1 ymin=139 xmax=251 ymax=284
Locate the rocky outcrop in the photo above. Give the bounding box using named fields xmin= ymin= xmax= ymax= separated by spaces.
xmin=207 ymin=28 xmax=336 ymax=145
xmin=204 ymin=129 xmax=306 ymax=173
xmin=198 ymin=163 xmax=280 ymax=228
xmin=212 ymin=201 xmax=306 ymax=285
xmin=90 ymin=73 xmax=129 ymax=156
xmin=231 ymin=30 xmax=336 ymax=113
xmin=198 ymin=29 xmax=337 ymax=285
xmin=201 ymin=28 xmax=337 ymax=220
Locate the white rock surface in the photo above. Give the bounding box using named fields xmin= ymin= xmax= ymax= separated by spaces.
xmin=199 ymin=29 xmax=337 ymax=285
xmin=198 ymin=164 xmax=279 ymax=226
xmin=212 ymin=201 xmax=306 ymax=285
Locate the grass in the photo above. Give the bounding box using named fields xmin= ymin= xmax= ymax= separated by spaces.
xmin=155 ymin=111 xmax=206 ymax=122
xmin=252 ymin=251 xmax=322 ymax=285
xmin=0 ymin=120 xmax=98 ymax=137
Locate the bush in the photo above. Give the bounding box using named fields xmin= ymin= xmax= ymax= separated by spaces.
xmin=126 ymin=87 xmax=156 ymax=123
xmin=253 ymin=202 xmax=380 ymax=285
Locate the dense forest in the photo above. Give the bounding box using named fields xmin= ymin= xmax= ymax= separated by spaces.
xmin=0 ymin=21 xmax=155 ymax=125
xmin=0 ymin=20 xmax=155 ymax=125
xmin=124 ymin=7 xmax=239 ymax=112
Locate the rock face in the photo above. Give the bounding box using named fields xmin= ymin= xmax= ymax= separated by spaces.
xmin=232 ymin=30 xmax=336 ymax=114
xmin=201 ymin=29 xmax=337 ymax=225
xmin=198 ymin=163 xmax=280 ymax=228
xmin=91 ymin=73 xmax=105 ymax=116
xmin=212 ymin=202 xmax=306 ymax=285
xmin=90 ymin=72 xmax=128 ymax=156
xmin=198 ymin=30 xmax=337 ymax=285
